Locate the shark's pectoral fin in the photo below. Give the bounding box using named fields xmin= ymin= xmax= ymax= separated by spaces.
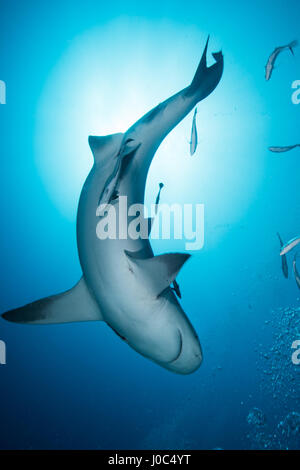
xmin=2 ymin=278 xmax=103 ymax=325
xmin=125 ymin=251 xmax=190 ymax=297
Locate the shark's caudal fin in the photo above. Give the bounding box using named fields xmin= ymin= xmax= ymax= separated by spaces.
xmin=125 ymin=251 xmax=190 ymax=297
xmin=2 ymin=278 xmax=103 ymax=325
xmin=186 ymin=35 xmax=223 ymax=99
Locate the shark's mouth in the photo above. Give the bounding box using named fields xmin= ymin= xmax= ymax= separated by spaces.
xmin=168 ymin=329 xmax=183 ymax=364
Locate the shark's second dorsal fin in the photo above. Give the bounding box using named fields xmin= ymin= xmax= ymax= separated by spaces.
xmin=125 ymin=251 xmax=190 ymax=297
xmin=89 ymin=133 xmax=124 ymax=164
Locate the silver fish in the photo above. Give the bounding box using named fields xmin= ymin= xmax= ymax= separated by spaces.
xmin=293 ymin=254 xmax=300 ymax=289
xmin=265 ymin=40 xmax=298 ymax=81
xmin=269 ymin=144 xmax=300 ymax=153
xmin=190 ymin=107 xmax=198 ymax=155
xmin=155 ymin=182 xmax=164 ymax=215
xmin=2 ymin=37 xmax=224 ymax=375
xmin=280 ymin=236 xmax=300 ymax=256
xmin=172 ymin=279 xmax=182 ymax=299
xmin=277 ymin=232 xmax=288 ymax=278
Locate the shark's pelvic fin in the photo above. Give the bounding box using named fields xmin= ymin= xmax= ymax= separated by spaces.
xmin=2 ymin=278 xmax=103 ymax=324
xmin=88 ymin=133 xmax=124 ymax=164
xmin=124 ymin=251 xmax=190 ymax=297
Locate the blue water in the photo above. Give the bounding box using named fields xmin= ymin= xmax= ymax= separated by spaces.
xmin=0 ymin=0 xmax=300 ymax=450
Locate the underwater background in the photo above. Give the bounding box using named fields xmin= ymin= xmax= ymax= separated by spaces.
xmin=0 ymin=0 xmax=300 ymax=450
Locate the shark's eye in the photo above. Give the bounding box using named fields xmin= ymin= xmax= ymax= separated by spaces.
xmin=125 ymin=138 xmax=134 ymax=144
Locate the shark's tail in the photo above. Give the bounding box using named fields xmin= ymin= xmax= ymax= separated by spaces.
xmin=288 ymin=40 xmax=298 ymax=55
xmin=187 ymin=35 xmax=224 ymax=100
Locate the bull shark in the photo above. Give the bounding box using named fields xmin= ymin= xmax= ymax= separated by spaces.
xmin=2 ymin=37 xmax=224 ymax=374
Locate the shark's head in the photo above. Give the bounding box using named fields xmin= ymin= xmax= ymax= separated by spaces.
xmin=156 ymin=289 xmax=203 ymax=375
xmin=122 ymin=251 xmax=202 ymax=374
xmin=122 ymin=289 xmax=202 ymax=375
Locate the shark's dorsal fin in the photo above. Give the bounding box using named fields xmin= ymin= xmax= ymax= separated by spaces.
xmin=125 ymin=251 xmax=190 ymax=297
xmin=88 ymin=133 xmax=124 ymax=164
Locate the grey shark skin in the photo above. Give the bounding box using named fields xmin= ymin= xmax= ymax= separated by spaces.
xmin=2 ymin=38 xmax=224 ymax=374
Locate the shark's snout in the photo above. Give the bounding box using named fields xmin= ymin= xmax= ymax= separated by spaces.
xmin=163 ymin=326 xmax=203 ymax=375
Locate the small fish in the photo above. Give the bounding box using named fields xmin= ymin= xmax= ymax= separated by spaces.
xmin=280 ymin=236 xmax=300 ymax=256
xmin=155 ymin=182 xmax=164 ymax=215
xmin=269 ymin=144 xmax=300 ymax=153
xmin=293 ymin=254 xmax=300 ymax=289
xmin=265 ymin=40 xmax=298 ymax=81
xmin=190 ymin=107 xmax=198 ymax=155
xmin=172 ymin=279 xmax=182 ymax=299
xmin=277 ymin=232 xmax=288 ymax=278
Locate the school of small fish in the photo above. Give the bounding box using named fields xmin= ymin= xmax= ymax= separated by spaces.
xmin=267 ymin=40 xmax=298 ymax=153
xmin=264 ymin=40 xmax=300 ymax=288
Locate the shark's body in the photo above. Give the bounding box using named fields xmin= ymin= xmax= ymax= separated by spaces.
xmin=2 ymin=38 xmax=223 ymax=374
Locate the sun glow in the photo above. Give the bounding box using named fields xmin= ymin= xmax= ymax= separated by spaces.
xmin=35 ymin=17 xmax=266 ymax=253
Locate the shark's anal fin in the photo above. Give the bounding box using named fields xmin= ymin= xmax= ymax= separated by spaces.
xmin=2 ymin=278 xmax=103 ymax=325
xmin=125 ymin=251 xmax=190 ymax=297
